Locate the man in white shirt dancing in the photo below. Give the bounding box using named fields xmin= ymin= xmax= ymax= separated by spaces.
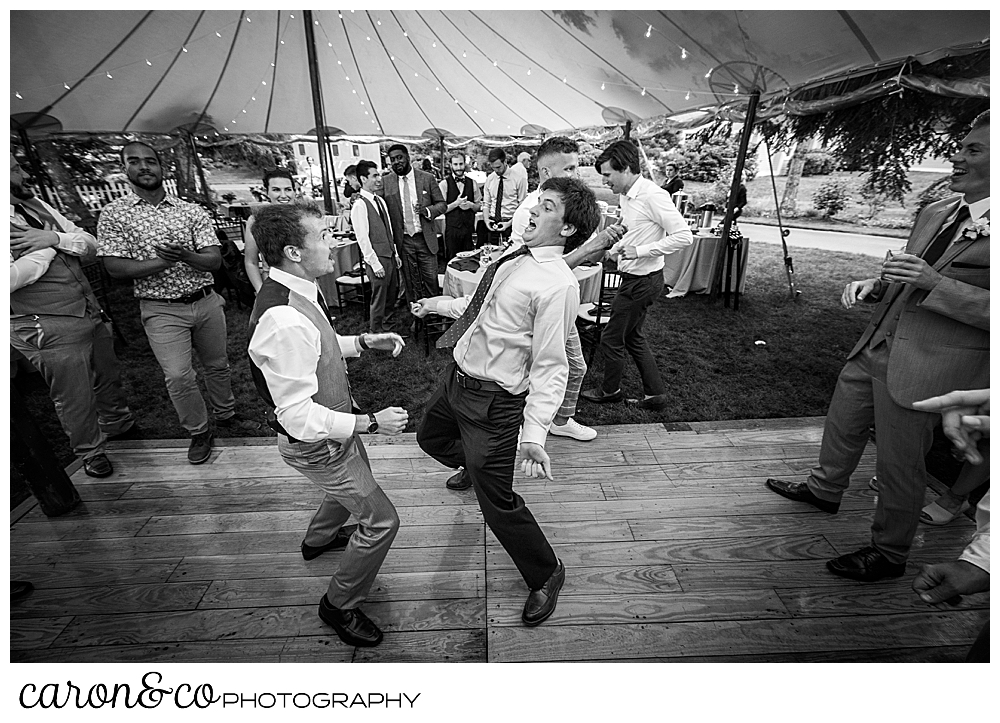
xmin=412 ymin=177 xmax=602 ymax=627
xmin=247 ymin=202 xmax=408 ymax=648
xmin=580 ymin=140 xmax=692 ymax=412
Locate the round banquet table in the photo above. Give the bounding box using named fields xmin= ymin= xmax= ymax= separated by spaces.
xmin=442 ymin=252 xmax=603 ymax=303
xmin=662 ymin=233 xmax=750 ymax=298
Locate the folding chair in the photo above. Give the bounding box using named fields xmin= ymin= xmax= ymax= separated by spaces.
xmin=576 ymin=264 xmax=622 ymax=365
xmin=334 ymin=262 xmax=371 ymax=309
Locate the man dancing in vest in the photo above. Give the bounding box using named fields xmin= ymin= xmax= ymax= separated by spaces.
xmin=247 ymin=202 xmax=408 ymax=647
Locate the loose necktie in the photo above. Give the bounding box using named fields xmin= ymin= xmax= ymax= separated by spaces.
xmin=437 ymin=245 xmax=530 ymax=348
xmin=402 ymin=177 xmax=416 ymax=235
xmin=922 ymin=205 xmax=971 ymax=267
xmin=493 ymin=175 xmax=504 ymax=223
xmin=14 ymin=204 xmax=45 ymax=230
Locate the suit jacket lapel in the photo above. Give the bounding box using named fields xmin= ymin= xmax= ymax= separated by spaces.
xmin=911 ymin=198 xmax=961 ymax=256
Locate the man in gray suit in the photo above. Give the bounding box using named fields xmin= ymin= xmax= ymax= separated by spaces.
xmin=766 ymin=110 xmax=990 ymax=581
xmin=381 ymin=143 xmax=447 ymax=303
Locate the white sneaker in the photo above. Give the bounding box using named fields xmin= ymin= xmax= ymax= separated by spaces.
xmin=549 ymin=418 xmax=597 ymax=441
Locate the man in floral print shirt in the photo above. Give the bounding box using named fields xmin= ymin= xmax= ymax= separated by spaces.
xmin=98 ymin=142 xmax=255 ymax=464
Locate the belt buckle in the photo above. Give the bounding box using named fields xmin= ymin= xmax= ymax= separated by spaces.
xmin=456 ymin=369 xmax=481 ymax=390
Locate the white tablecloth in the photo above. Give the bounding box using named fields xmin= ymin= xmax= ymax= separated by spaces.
xmin=443 ymin=255 xmax=602 ymax=302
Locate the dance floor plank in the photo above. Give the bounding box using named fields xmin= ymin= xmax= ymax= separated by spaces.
xmin=10 ymin=418 xmax=981 ymax=663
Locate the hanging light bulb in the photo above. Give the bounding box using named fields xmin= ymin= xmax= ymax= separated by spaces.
xmin=705 ymin=70 xmax=712 ymax=78
xmin=271 ymin=63 xmax=275 ymax=67
xmin=600 ymin=82 xmax=605 ymax=90
xmin=216 ymin=32 xmax=222 ymax=38
xmin=645 ymin=24 xmax=652 ymax=38
xmin=182 ymin=46 xmax=188 ymax=52
xmin=262 ymin=80 xmax=267 ymax=85
xmin=563 ymin=76 xmax=567 ymax=83
xmin=403 ymin=31 xmax=408 ymax=37
xmin=247 ymin=17 xmax=251 ymax=22
xmin=493 ymin=60 xmax=497 ymax=67
xmin=15 ymin=91 xmax=23 ymax=99
xmin=328 ymin=42 xmax=333 ymax=47
xmin=251 ymin=96 xmax=256 ymax=101
xmin=63 ymin=82 xmax=71 ymax=89
xmin=290 ymin=14 xmax=295 ymax=18
xmin=432 ymin=41 xmax=436 ymax=47
xmin=733 ymin=83 xmax=739 ymax=94
xmin=145 ymin=59 xmax=152 ymax=66
xmin=242 ymin=109 xmax=247 ymax=113
xmin=527 ymin=68 xmax=531 ymax=75
xmin=338 ymin=13 xmax=342 ymax=18
xmin=377 ymin=20 xmax=381 ymax=25
xmin=463 ymin=51 xmax=467 ymax=58
xmin=685 ymin=90 xmax=691 ymax=100
xmin=106 ymin=71 xmax=113 ymax=79
xmin=314 ymin=20 xmax=318 ymax=25
xmin=280 ymin=40 xmax=285 ymax=45
xmin=366 ymin=36 xmax=370 ymax=41
xmin=681 ymin=47 xmax=688 ymax=59
xmin=641 ymin=87 xmax=646 ymax=96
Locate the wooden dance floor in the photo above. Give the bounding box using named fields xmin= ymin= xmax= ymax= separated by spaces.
xmin=11 ymin=418 xmax=988 ymax=663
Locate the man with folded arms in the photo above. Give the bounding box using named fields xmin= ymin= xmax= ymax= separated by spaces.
xmin=351 ymin=160 xmax=402 ymax=334
xmin=412 ymin=177 xmax=601 ymax=627
xmin=580 ymin=140 xmax=692 ymax=412
xmin=765 ymin=110 xmax=990 ymax=582
xmin=247 ymin=202 xmax=407 ymax=647
xmin=99 ymin=142 xmax=257 ymax=465
xmin=438 ymin=154 xmax=482 ymax=261
xmin=10 ymin=154 xmax=136 ymax=478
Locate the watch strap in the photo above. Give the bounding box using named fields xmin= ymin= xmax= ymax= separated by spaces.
xmin=367 ymin=412 xmax=378 ymax=434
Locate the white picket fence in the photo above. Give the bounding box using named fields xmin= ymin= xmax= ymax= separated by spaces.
xmin=75 ymin=179 xmax=179 ymax=212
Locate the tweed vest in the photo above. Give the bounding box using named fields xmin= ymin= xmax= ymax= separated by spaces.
xmin=248 ymin=277 xmax=352 ymax=439
xmin=444 ymin=175 xmax=476 ymax=230
xmin=10 ymin=252 xmax=94 ymax=318
xmin=359 ymin=196 xmax=395 ymax=259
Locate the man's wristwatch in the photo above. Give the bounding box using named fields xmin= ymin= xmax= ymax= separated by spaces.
xmin=366 ymin=412 xmax=379 ymax=434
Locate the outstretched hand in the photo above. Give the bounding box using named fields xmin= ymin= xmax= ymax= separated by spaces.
xmin=363 ymin=332 xmax=406 ymax=357
xmin=841 ymin=278 xmax=879 ymax=309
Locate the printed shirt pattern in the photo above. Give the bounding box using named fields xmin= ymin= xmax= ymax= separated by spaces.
xmin=97 ymin=192 xmax=219 ymax=300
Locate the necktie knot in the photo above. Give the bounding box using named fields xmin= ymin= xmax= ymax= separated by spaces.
xmin=436 ymin=245 xmax=530 ymax=349
xmin=922 ymin=205 xmax=971 ymax=267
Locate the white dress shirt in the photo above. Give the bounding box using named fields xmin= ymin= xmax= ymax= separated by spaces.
xmin=9 ymin=248 xmax=57 ymax=291
xmin=610 ymin=175 xmax=692 ymax=275
xmin=396 ymin=168 xmax=419 ymax=234
xmin=248 ymin=267 xmax=364 ymax=443
xmin=959 ymin=490 xmax=989 ymax=573
xmin=482 ymin=169 xmax=527 ymax=221
xmin=10 ymin=200 xmax=96 ymax=257
xmin=430 ymin=245 xmax=579 ymax=446
xmin=947 ymin=196 xmax=990 ymax=247
xmin=350 ymin=188 xmax=394 ymax=273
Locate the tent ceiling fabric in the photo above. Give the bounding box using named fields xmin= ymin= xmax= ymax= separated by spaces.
xmin=10 ymin=9 xmax=989 ymax=137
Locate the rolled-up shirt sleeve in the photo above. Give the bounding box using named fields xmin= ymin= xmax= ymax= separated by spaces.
xmin=248 ymin=306 xmax=357 ymax=442
xmin=959 ymin=490 xmax=990 ymax=573
xmin=10 ymin=248 xmax=57 ymax=291
xmin=47 ymin=204 xmax=96 ymax=256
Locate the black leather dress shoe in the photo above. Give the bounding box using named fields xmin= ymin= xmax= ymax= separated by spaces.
xmin=446 ymin=468 xmax=472 ymax=490
xmin=301 ymin=525 xmax=358 ymax=560
xmin=522 ymin=559 xmax=565 ymax=627
xmin=826 ymin=545 xmax=906 ymax=582
xmin=765 ymin=478 xmax=840 ymax=514
xmin=318 ymin=596 xmax=383 ymax=647
xmin=83 ymin=453 xmax=114 ymax=478
xmin=579 ymin=388 xmax=624 ymax=404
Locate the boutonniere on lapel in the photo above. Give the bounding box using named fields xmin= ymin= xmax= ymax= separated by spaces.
xmin=961 ymin=219 xmax=989 ymax=241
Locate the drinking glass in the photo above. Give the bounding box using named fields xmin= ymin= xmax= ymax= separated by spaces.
xmin=880 ymin=246 xmax=906 ymax=281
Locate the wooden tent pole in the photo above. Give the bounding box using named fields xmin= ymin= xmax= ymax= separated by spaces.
xmin=303 ymin=10 xmax=333 ymax=214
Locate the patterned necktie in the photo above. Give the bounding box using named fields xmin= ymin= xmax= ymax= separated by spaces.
xmin=437 ymin=245 xmax=531 ymax=348
xmin=402 ymin=176 xmax=416 ymax=235
xmin=922 ymin=205 xmax=971 ymax=267
xmin=14 ymin=204 xmax=45 ymax=229
xmin=493 ymin=175 xmax=504 ymax=223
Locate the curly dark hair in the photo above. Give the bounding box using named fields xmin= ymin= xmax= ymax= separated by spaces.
xmin=538 ymin=176 xmax=600 ymax=251
xmin=251 ymin=202 xmax=324 ymax=268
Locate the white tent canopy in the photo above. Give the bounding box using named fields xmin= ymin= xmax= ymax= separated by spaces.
xmin=10 ymin=9 xmax=990 ymax=138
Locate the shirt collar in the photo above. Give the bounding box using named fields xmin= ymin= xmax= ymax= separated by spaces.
xmin=398 ymin=169 xmax=413 ymax=183
xmin=523 ymin=244 xmax=564 ymax=262
xmin=268 ymin=266 xmax=321 ymax=303
xmin=359 ymin=188 xmax=376 ymax=201
xmin=624 ymin=175 xmax=644 ymax=200
xmin=126 ymin=190 xmax=179 ymax=207
xmin=964 ymin=196 xmax=990 ymax=221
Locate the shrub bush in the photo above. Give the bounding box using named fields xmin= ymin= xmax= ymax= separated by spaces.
xmin=812 ymin=179 xmax=852 ymax=217
xmin=802 ymin=151 xmax=836 ymax=176
xmin=915 ymin=176 xmax=955 ymax=213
